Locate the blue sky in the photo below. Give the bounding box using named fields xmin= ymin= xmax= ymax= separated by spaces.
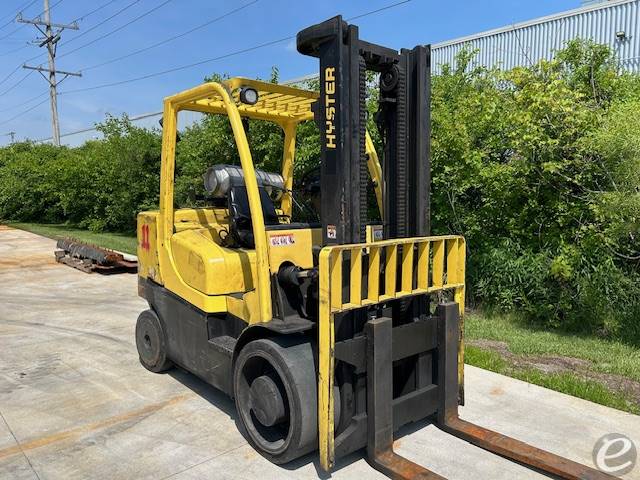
xmin=0 ymin=0 xmax=580 ymax=144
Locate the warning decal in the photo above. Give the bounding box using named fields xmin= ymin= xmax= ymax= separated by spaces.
xmin=269 ymin=234 xmax=295 ymax=247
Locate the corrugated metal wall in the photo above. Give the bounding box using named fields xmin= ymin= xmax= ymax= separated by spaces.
xmin=431 ymin=0 xmax=640 ymax=73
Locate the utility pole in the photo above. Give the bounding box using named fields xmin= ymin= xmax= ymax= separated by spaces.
xmin=18 ymin=0 xmax=81 ymax=146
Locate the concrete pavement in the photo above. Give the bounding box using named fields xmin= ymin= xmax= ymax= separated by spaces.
xmin=0 ymin=225 xmax=638 ymax=480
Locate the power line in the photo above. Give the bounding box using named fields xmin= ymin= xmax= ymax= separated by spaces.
xmin=0 ymin=0 xmax=106 ymax=118
xmin=4 ymin=0 xmax=414 ymax=132
xmin=71 ymin=0 xmax=120 ymax=24
xmin=82 ymin=0 xmax=259 ymax=72
xmin=0 ymin=0 xmax=39 ymax=31
xmin=0 ymin=70 xmax=33 ymax=96
xmin=0 ymin=35 xmax=32 ymax=42
xmin=0 ymin=97 xmax=48 ymax=127
xmin=23 ymin=0 xmax=142 ymax=64
xmin=32 ymin=70 xmax=321 ymax=143
xmin=0 ymin=0 xmax=65 ymax=41
xmin=34 ymin=110 xmax=163 ymax=143
xmin=62 ymin=0 xmax=140 ymax=46
xmin=347 ymin=0 xmax=412 ymax=20
xmin=0 ymin=90 xmax=48 ymax=114
xmin=62 ymin=35 xmax=293 ymax=95
xmin=0 ymin=0 xmax=151 ymax=112
xmin=30 ymin=0 xmax=65 ymax=19
xmin=58 ymin=0 xmax=173 ymax=61
xmin=0 ymin=44 xmax=29 ymax=57
xmin=0 ymin=24 xmax=25 ymax=41
xmin=0 ymin=65 xmax=22 ymax=87
xmin=0 ymin=0 xmax=123 ymax=132
xmin=11 ymin=1 xmax=260 ymax=138
xmin=1 ymin=0 xmax=101 ymax=51
xmin=61 ymin=0 xmax=413 ymax=95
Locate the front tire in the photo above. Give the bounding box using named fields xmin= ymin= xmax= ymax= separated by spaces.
xmin=135 ymin=309 xmax=173 ymax=373
xmin=233 ymin=336 xmax=317 ymax=464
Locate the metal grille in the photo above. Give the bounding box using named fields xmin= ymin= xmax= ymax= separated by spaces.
xmin=321 ymin=236 xmax=465 ymax=312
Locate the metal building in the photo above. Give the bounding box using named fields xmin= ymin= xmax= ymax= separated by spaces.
xmin=431 ymin=0 xmax=640 ymax=73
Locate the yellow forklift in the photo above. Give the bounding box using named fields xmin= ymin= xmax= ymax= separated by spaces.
xmin=136 ymin=16 xmax=614 ymax=480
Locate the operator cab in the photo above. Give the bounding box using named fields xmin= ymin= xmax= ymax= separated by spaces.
xmin=169 ymin=162 xmax=323 ymax=299
xmin=202 ymin=164 xmax=321 ymax=247
xmin=203 ymin=164 xmax=283 ymax=248
xmin=139 ymin=78 xmax=329 ymax=314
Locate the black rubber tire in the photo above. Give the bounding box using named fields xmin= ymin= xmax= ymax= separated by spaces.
xmin=135 ymin=309 xmax=173 ymax=373
xmin=233 ymin=337 xmax=317 ymax=464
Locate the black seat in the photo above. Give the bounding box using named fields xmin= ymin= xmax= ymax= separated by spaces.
xmin=228 ymin=186 xmax=279 ymax=248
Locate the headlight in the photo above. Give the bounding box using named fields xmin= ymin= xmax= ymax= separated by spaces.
xmin=239 ymin=87 xmax=259 ymax=105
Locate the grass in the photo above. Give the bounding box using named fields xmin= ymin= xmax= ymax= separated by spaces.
xmin=465 ymin=312 xmax=640 ymax=382
xmin=8 ymin=222 xmax=137 ymax=255
xmin=465 ymin=312 xmax=640 ymax=414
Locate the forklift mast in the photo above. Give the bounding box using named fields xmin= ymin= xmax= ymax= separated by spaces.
xmin=297 ymin=16 xmax=430 ymax=244
xmin=296 ymin=16 xmax=616 ymax=480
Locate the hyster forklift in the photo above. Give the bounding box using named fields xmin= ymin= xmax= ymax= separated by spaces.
xmin=136 ymin=16 xmax=614 ymax=480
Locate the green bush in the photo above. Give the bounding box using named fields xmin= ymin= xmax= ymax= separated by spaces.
xmin=0 ymin=143 xmax=67 ymax=222
xmin=473 ymin=241 xmax=640 ymax=340
xmin=430 ymin=40 xmax=640 ymax=343
xmin=0 ymin=116 xmax=161 ymax=232
xmin=0 ymin=40 xmax=637 ymax=342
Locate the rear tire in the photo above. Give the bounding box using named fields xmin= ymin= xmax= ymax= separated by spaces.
xmin=233 ymin=337 xmax=317 ymax=464
xmin=135 ymin=309 xmax=173 ymax=373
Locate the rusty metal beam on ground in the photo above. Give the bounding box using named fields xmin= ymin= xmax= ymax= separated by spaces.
xmin=55 ymin=238 xmax=137 ymax=273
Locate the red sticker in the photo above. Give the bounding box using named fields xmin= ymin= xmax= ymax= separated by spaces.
xmin=141 ymin=224 xmax=150 ymax=251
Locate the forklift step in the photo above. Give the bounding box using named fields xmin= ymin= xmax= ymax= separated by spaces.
xmin=208 ymin=335 xmax=237 ymax=356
